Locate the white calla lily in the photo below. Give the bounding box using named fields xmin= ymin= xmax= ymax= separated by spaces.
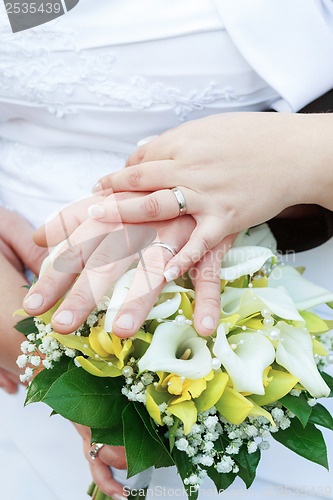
xmin=105 ymin=269 xmax=190 ymax=333
xmin=268 ymin=265 xmax=333 ymax=310
xmin=220 ymin=246 xmax=276 ymax=281
xmin=138 ymin=323 xmax=212 ymax=379
xmin=221 ymin=286 xmax=304 ymax=322
xmin=275 ymin=321 xmax=330 ymax=398
xmin=213 ymin=324 xmax=275 ymax=395
xmin=233 ymin=224 xmax=277 ymax=253
xmin=39 ymin=241 xmax=66 ymax=278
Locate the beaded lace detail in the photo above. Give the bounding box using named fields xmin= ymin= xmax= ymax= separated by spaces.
xmin=0 ymin=14 xmax=239 ymax=121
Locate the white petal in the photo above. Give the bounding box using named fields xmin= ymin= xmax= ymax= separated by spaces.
xmin=220 ymin=246 xmax=275 ymax=281
xmin=233 ymin=224 xmax=277 ymax=253
xmin=268 ymin=265 xmax=333 ymax=310
xmin=221 ymin=286 xmax=304 ymax=322
xmin=213 ymin=324 xmax=275 ymax=395
xmin=39 ymin=241 xmax=66 ymax=278
xmin=275 ymin=322 xmax=330 ymax=398
xmin=138 ymin=323 xmax=212 ymax=379
xmin=105 ymin=269 xmax=191 ymax=333
xmin=146 ymin=293 xmax=181 ymax=320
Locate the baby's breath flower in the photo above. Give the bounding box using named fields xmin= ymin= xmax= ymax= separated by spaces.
xmin=16 ymin=354 xmax=28 ymax=369
xmin=247 ymin=441 xmax=258 ymax=454
xmin=175 ymin=438 xmax=189 ymax=452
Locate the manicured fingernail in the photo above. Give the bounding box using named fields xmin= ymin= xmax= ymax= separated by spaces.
xmin=24 ymin=293 xmax=44 ymax=310
xmin=164 ymin=266 xmax=180 ymax=283
xmin=92 ymin=182 xmax=103 ymax=193
xmin=201 ymin=316 xmax=216 ymax=330
xmin=115 ymin=314 xmax=134 ymax=331
xmin=113 ymin=495 xmax=127 ymax=500
xmin=53 ymin=310 xmax=74 ymax=325
xmin=88 ymin=204 xmax=105 ymax=218
xmin=136 ymin=135 xmax=159 ymax=147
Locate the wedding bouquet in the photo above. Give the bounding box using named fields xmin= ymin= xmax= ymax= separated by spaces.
xmin=15 ymin=225 xmax=333 ymax=500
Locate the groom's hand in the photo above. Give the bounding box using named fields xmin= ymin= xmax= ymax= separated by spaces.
xmin=0 ymin=367 xmax=19 ymax=394
xmin=73 ymin=423 xmax=127 ymax=499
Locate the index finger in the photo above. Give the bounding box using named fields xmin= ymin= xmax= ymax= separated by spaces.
xmin=95 ymin=160 xmax=181 ymax=194
xmin=33 ymin=191 xmax=114 ymax=247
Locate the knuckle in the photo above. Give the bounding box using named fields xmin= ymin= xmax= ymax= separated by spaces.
xmin=127 ymin=166 xmax=142 ymax=188
xmin=69 ymin=288 xmax=90 ymax=307
xmin=143 ymin=195 xmax=161 ymax=219
xmin=39 ymin=273 xmax=59 ymax=292
xmin=136 ymin=146 xmax=147 ymax=163
xmin=200 ymin=267 xmax=220 ymax=285
xmin=199 ymin=295 xmax=221 ymax=310
xmin=87 ymin=250 xmax=111 ymax=270
xmin=200 ymin=236 xmax=211 ymax=253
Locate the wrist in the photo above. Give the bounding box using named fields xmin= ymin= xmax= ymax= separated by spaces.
xmin=292 ymin=113 xmax=333 ymax=209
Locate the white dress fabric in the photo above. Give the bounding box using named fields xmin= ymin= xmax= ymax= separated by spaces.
xmin=0 ymin=1 xmax=332 ymax=498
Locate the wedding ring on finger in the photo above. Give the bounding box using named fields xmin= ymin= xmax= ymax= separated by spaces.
xmin=89 ymin=443 xmax=105 ymax=461
xmin=149 ymin=241 xmax=177 ymax=257
xmin=172 ymin=187 xmax=187 ymax=216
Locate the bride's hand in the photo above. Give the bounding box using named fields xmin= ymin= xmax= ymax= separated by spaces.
xmin=90 ymin=112 xmax=330 ymax=280
xmin=29 ymin=193 xmax=235 ymax=336
xmin=73 ymin=423 xmax=127 ymax=499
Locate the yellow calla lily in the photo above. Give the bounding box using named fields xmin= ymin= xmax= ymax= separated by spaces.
xmin=179 ymin=292 xmax=194 ymax=320
xmin=294 ymin=311 xmax=329 ymax=333
xmin=312 ymin=339 xmax=328 ymax=357
xmin=216 ymin=387 xmax=254 ymax=425
xmin=252 ymin=276 xmax=268 ymax=288
xmin=145 ymin=384 xmax=172 ymax=425
xmin=50 ymin=333 xmax=96 ymax=358
xmin=168 ymin=400 xmax=197 ymax=435
xmin=250 ymin=369 xmax=299 ymax=406
xmin=247 ymin=399 xmax=275 ymax=427
xmin=13 ymin=309 xmax=29 ymax=318
xmin=89 ymin=328 xmax=111 ymax=358
xmin=75 ymin=356 xmax=122 ymax=378
xmin=38 ymin=299 xmax=63 ymax=325
xmin=195 ymin=372 xmax=229 ymax=413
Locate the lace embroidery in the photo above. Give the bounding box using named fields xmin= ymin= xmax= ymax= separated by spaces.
xmin=0 ymin=13 xmax=239 ymax=121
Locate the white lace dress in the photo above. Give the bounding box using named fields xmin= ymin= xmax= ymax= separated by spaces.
xmin=0 ymin=1 xmax=332 ymax=499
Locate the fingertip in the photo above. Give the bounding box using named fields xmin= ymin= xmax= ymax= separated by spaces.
xmin=33 ymin=227 xmax=48 ymax=247
xmin=195 ymin=318 xmax=218 ymax=337
xmin=88 ymin=204 xmax=105 ymax=219
xmin=163 ymin=265 xmax=181 ymax=283
xmin=92 ymin=181 xmax=103 ymax=193
xmin=112 ymin=314 xmax=138 ymax=338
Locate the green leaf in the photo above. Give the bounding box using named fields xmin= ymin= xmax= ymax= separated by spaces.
xmin=168 ymin=417 xmax=180 ymax=453
xmin=173 ymin=447 xmax=199 ymax=500
xmin=91 ymin=424 xmax=124 ymax=447
xmin=321 ymin=372 xmax=333 ymax=397
xmin=206 ymin=465 xmax=236 ymax=493
xmin=122 ymin=404 xmax=164 ymax=478
xmin=234 ymin=445 xmax=261 ymax=488
xmin=309 ymin=403 xmax=333 ymax=431
xmin=272 ymin=419 xmax=329 ymax=470
xmin=25 ymin=357 xmax=74 ymax=405
xmin=15 ymin=317 xmax=38 ymax=336
xmin=133 ymin=402 xmax=174 ymax=468
xmin=133 ymin=402 xmax=161 ymax=445
xmin=279 ymin=393 xmax=312 ymax=427
xmin=42 ymin=368 xmax=128 ymax=428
